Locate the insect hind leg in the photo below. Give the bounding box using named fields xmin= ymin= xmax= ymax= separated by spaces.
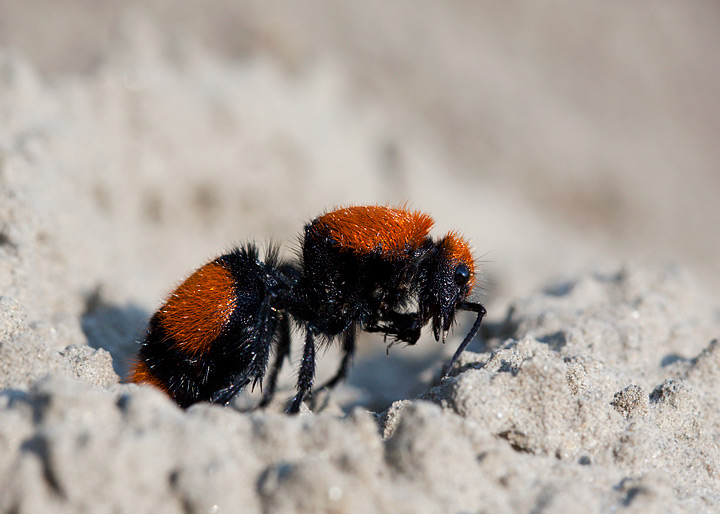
xmin=258 ymin=314 xmax=292 ymax=407
xmin=211 ymin=374 xmax=252 ymax=405
xmin=210 ymin=285 xmax=284 ymax=406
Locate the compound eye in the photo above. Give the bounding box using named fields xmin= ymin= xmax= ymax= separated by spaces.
xmin=454 ymin=264 xmax=470 ymax=286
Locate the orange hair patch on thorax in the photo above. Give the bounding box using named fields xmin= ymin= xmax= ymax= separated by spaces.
xmin=442 ymin=231 xmax=476 ymax=290
xmin=315 ymin=205 xmax=434 ymax=257
xmin=158 ymin=261 xmax=237 ymax=356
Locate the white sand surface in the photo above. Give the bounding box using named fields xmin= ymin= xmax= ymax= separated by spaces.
xmin=1 ymin=3 xmax=719 ymax=512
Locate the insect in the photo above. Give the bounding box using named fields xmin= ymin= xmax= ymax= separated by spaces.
xmin=129 ymin=205 xmax=486 ymax=412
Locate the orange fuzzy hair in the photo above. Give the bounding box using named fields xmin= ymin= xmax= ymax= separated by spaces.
xmin=441 ymin=230 xmax=476 ymax=291
xmin=315 ymin=205 xmax=434 ymax=258
xmin=129 ymin=359 xmax=169 ymax=393
xmin=157 ymin=261 xmax=237 ymax=356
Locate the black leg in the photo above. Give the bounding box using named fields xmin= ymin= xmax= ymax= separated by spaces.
xmin=211 ymin=375 xmax=251 ymax=405
xmin=318 ymin=327 xmax=356 ymax=390
xmin=211 ymin=293 xmax=281 ymax=406
xmin=258 ymin=314 xmax=291 ymax=407
xmin=288 ymin=327 xmax=316 ymax=413
xmin=247 ymin=292 xmax=282 ymax=392
xmin=441 ymin=302 xmax=486 ymax=378
xmin=367 ymin=310 xmax=424 ymax=345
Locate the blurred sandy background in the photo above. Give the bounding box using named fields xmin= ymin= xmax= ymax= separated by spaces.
xmin=1 ymin=0 xmax=718 ymax=400
xmin=4 ymin=0 xmax=719 ymax=268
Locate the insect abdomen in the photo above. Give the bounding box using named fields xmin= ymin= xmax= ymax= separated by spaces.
xmin=130 ymin=246 xmax=283 ymax=407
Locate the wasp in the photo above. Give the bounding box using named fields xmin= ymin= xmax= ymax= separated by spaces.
xmin=130 ymin=205 xmax=485 ymax=412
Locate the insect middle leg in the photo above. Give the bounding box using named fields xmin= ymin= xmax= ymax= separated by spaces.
xmin=317 ymin=327 xmax=356 ymax=391
xmin=288 ymin=327 xmax=316 ymax=413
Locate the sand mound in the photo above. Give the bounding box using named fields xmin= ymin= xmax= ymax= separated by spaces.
xmin=1 ymin=262 xmax=719 ymax=513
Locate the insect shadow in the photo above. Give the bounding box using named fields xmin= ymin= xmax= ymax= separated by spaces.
xmin=80 ymin=286 xmax=148 ymax=377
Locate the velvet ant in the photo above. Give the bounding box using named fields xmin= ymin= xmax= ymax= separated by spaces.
xmin=129 ymin=205 xmax=486 ymax=412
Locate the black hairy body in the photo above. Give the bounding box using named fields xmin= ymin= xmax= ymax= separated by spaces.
xmin=130 ymin=206 xmax=486 ymax=412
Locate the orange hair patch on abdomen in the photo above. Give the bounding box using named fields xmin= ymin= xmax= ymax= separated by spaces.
xmin=129 ymin=359 xmax=170 ymax=394
xmin=315 ymin=205 xmax=434 ymax=257
xmin=157 ymin=261 xmax=237 ymax=356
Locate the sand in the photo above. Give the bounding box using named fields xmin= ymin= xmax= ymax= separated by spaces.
xmin=1 ymin=2 xmax=719 ymax=513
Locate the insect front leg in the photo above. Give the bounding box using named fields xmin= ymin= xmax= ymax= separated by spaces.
xmin=369 ymin=310 xmax=425 ymax=345
xmin=441 ymin=302 xmax=486 ymax=378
